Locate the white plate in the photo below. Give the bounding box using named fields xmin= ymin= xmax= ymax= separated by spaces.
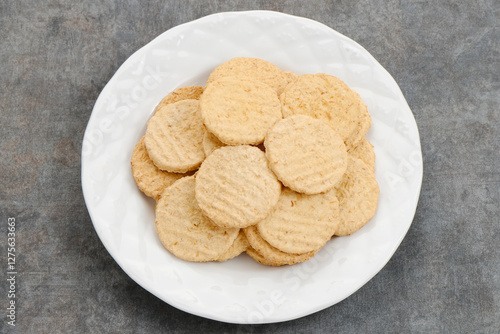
xmin=81 ymin=11 xmax=422 ymax=324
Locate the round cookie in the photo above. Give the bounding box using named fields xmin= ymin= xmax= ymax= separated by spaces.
xmin=207 ymin=57 xmax=289 ymax=94
xmin=195 ymin=145 xmax=281 ymax=228
xmin=245 ymin=247 xmax=278 ymax=266
xmin=243 ymin=225 xmax=316 ymax=266
xmin=216 ymin=230 xmax=249 ymax=262
xmin=280 ymin=73 xmax=365 ymax=145
xmin=348 ymin=137 xmax=375 ymax=172
xmin=265 ymin=115 xmax=348 ymax=194
xmin=257 ymin=187 xmax=340 ymax=254
xmin=154 ymin=86 xmax=204 ymax=113
xmin=334 ymin=157 xmax=380 ymax=236
xmin=346 ymin=101 xmax=371 ymax=150
xmin=202 ymin=130 xmax=225 ymax=157
xmin=281 ymin=70 xmax=298 ymax=90
xmin=145 ymin=99 xmax=205 ymax=173
xmin=200 ymin=76 xmax=282 ymax=145
xmin=131 ymin=136 xmax=190 ymax=200
xmin=155 ymin=176 xmax=239 ymax=262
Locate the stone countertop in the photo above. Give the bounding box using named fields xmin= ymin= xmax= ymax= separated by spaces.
xmin=1 ymin=1 xmax=499 ymax=333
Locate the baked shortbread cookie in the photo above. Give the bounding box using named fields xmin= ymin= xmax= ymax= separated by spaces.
xmin=130 ymin=57 xmax=381 ymax=267
xmin=334 ymin=157 xmax=379 ymax=236
xmin=347 ymin=104 xmax=371 ymax=149
xmin=200 ymin=76 xmax=282 ymax=145
xmin=130 ymin=136 xmax=189 ymax=200
xmin=281 ymin=70 xmax=298 ymax=88
xmin=216 ymin=230 xmax=249 ymax=262
xmin=155 ymin=176 xmax=239 ymax=262
xmin=145 ymin=99 xmax=205 ymax=173
xmin=348 ymin=137 xmax=376 ymax=172
xmin=195 ymin=145 xmax=281 ymax=228
xmin=280 ymin=73 xmax=366 ymax=146
xmin=207 ymin=57 xmax=290 ymax=94
xmin=245 ymin=247 xmax=279 ymax=266
xmin=257 ymin=187 xmax=340 ymax=254
xmin=154 ymin=86 xmax=204 ymax=113
xmin=244 ymin=225 xmax=316 ymax=266
xmin=202 ymin=130 xmax=225 ymax=157
xmin=265 ymin=115 xmax=348 ymax=194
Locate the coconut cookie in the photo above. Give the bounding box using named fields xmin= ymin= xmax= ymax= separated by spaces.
xmin=280 ymin=73 xmax=365 ymax=145
xmin=207 ymin=57 xmax=289 ymax=94
xmin=195 ymin=145 xmax=281 ymax=229
xmin=130 ymin=136 xmax=189 ymax=200
xmin=257 ymin=187 xmax=340 ymax=254
xmin=216 ymin=230 xmax=249 ymax=262
xmin=200 ymin=76 xmax=282 ymax=145
xmin=265 ymin=115 xmax=348 ymax=194
xmin=243 ymin=225 xmax=316 ymax=266
xmin=334 ymin=157 xmax=379 ymax=236
xmin=348 ymin=137 xmax=376 ymax=172
xmin=145 ymin=99 xmax=205 ymax=173
xmin=202 ymin=130 xmax=225 ymax=157
xmin=155 ymin=176 xmax=239 ymax=262
xmin=154 ymin=86 xmax=204 ymax=113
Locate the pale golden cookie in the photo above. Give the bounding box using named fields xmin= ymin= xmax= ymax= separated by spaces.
xmin=200 ymin=76 xmax=282 ymax=145
xmin=348 ymin=137 xmax=375 ymax=172
xmin=282 ymin=71 xmax=298 ymax=88
xmin=334 ymin=157 xmax=379 ymax=236
xmin=130 ymin=136 xmax=189 ymax=200
xmin=280 ymin=73 xmax=365 ymax=145
xmin=202 ymin=130 xmax=225 ymax=157
xmin=207 ymin=57 xmax=289 ymax=94
xmin=155 ymin=176 xmax=239 ymax=262
xmin=346 ymin=101 xmax=371 ymax=149
xmin=245 ymin=247 xmax=277 ymax=266
xmin=265 ymin=115 xmax=348 ymax=194
xmin=257 ymin=187 xmax=339 ymax=254
xmin=195 ymin=145 xmax=281 ymax=228
xmin=154 ymin=86 xmax=204 ymax=113
xmin=243 ymin=225 xmax=315 ymax=266
xmin=145 ymin=99 xmax=205 ymax=173
xmin=216 ymin=230 xmax=249 ymax=262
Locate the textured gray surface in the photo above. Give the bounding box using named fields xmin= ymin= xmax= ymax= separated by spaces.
xmin=1 ymin=0 xmax=499 ymax=333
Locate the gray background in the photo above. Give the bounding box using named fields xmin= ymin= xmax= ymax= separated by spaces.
xmin=1 ymin=0 xmax=499 ymax=333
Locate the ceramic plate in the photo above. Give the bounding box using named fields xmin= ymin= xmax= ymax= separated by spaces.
xmin=81 ymin=10 xmax=422 ymax=324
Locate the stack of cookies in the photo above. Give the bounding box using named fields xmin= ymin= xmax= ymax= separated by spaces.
xmin=131 ymin=57 xmax=379 ymax=266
